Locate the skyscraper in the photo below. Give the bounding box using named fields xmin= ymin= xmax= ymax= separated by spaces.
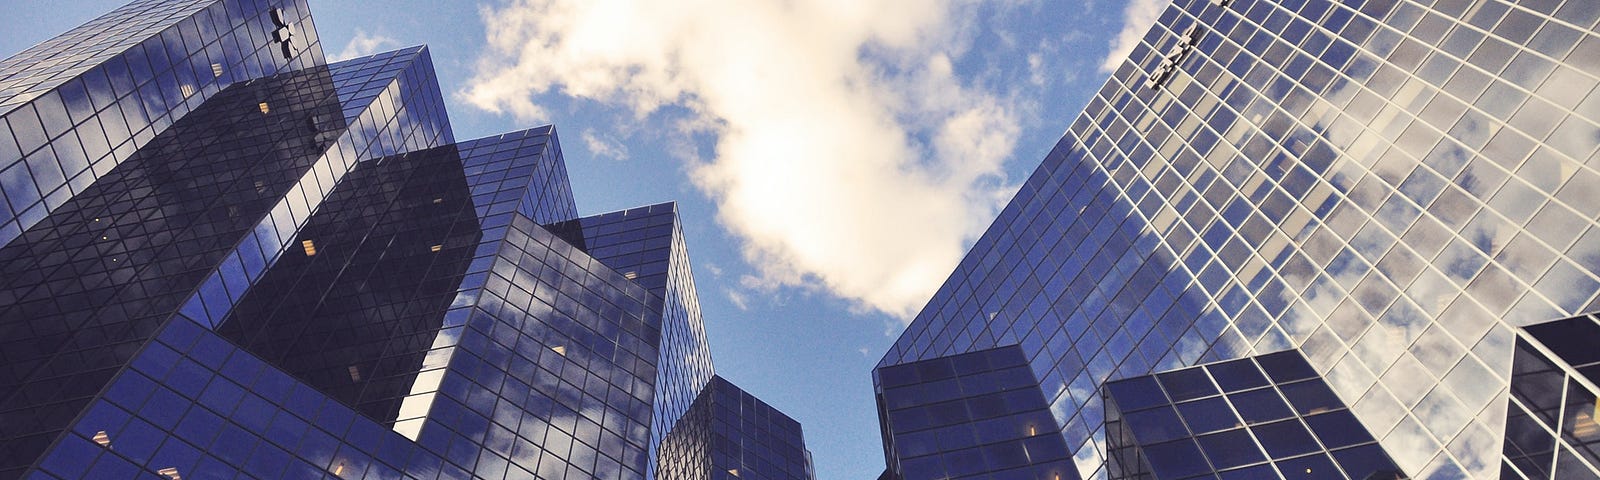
xmin=656 ymin=376 xmax=815 ymax=480
xmin=0 ymin=0 xmax=809 ymax=479
xmin=875 ymin=0 xmax=1600 ymax=478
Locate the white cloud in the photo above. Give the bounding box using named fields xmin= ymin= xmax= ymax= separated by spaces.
xmin=726 ymin=289 xmax=749 ymax=311
xmin=332 ymin=29 xmax=399 ymax=62
xmin=1100 ymin=0 xmax=1166 ymax=73
xmin=580 ymin=129 xmax=630 ymax=160
xmin=1027 ymin=51 xmax=1046 ymax=87
xmin=463 ymin=0 xmax=1021 ymax=321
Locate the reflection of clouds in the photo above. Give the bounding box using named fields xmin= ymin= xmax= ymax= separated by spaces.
xmin=1405 ymin=268 xmax=1456 ymax=317
xmin=1328 ymin=354 xmax=1378 ymax=406
xmin=1413 ymin=387 xmax=1469 ymax=440
xmin=1379 ymin=298 xmax=1428 ymax=346
xmin=1072 ymin=437 xmax=1102 ymax=480
xmin=1446 ymin=421 xmax=1503 ymax=478
xmin=1386 ymin=416 xmax=1442 ymax=473
xmin=1353 ymin=385 xmax=1405 ymax=439
xmin=1354 ymin=323 xmax=1408 ymax=373
xmin=451 ymin=290 xmax=479 ymax=309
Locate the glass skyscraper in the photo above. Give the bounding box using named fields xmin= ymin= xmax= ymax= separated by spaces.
xmin=874 ymin=0 xmax=1600 ymax=479
xmin=656 ymin=376 xmax=815 ymax=480
xmin=0 ymin=0 xmax=808 ymax=479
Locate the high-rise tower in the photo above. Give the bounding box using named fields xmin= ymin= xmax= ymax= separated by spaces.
xmin=0 ymin=0 xmax=810 ymax=478
xmin=875 ymin=0 xmax=1600 ymax=478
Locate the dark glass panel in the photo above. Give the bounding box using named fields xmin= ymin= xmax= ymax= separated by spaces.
xmin=1208 ymin=359 xmax=1270 ymax=391
xmin=1108 ymin=376 xmax=1171 ymax=411
xmin=1142 ymin=439 xmax=1212 ymax=479
xmin=1158 ymin=367 xmax=1220 ymax=402
xmin=1196 ymin=428 xmax=1265 ymax=470
xmin=1252 ymin=420 xmax=1319 ymax=458
xmin=1177 ymin=397 xmax=1244 ymax=434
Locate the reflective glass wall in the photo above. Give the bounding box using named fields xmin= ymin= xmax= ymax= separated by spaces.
xmin=877 ymin=0 xmax=1600 ymax=477
xmin=1502 ymin=313 xmax=1600 ymax=479
xmin=0 ymin=0 xmax=325 ymax=247
xmin=658 ymin=375 xmax=814 ymax=480
xmin=1103 ymin=350 xmax=1401 ymax=479
xmin=549 ymin=201 xmax=718 ymax=477
xmin=875 ymin=345 xmax=1072 ymax=479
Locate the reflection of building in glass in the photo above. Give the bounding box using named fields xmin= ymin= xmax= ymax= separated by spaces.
xmin=657 ymin=376 xmax=815 ymax=480
xmin=875 ymin=345 xmax=1072 ymax=479
xmin=1104 ymin=351 xmax=1402 ymax=479
xmin=1503 ymin=314 xmax=1600 ymax=479
xmin=0 ymin=0 xmax=808 ymax=479
xmin=548 ymin=202 xmax=718 ymax=479
xmin=874 ymin=0 xmax=1600 ymax=478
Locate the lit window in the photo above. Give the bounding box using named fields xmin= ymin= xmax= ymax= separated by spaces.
xmin=92 ymin=431 xmax=110 ymax=447
xmin=211 ymin=63 xmax=223 ymax=77
xmin=347 ymin=365 xmax=361 ymax=381
xmin=551 ymin=345 xmax=566 ymax=356
xmin=623 ymin=271 xmax=638 ymax=280
xmin=430 ymin=244 xmax=442 ymax=252
xmin=432 ymin=198 xmax=443 ymax=204
xmin=1574 ymin=399 xmax=1600 ymax=438
xmin=158 ymin=468 xmax=181 ymax=480
xmin=301 ymin=239 xmax=316 ymax=256
xmin=180 ymin=84 xmax=195 ymax=98
xmin=258 ymin=102 xmax=270 ymax=114
xmin=729 ymin=469 xmax=740 ymax=477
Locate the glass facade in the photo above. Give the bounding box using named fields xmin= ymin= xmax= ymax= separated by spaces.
xmin=1103 ymin=350 xmax=1402 ymax=479
xmin=657 ymin=376 xmax=814 ymax=480
xmin=0 ymin=45 xmax=448 ymax=478
xmin=0 ymin=0 xmax=325 ymax=246
xmin=548 ymin=201 xmax=717 ymax=479
xmin=1502 ymin=313 xmax=1600 ymax=479
xmin=0 ymin=0 xmax=810 ymax=478
xmin=876 ymin=0 xmax=1600 ymax=478
xmin=875 ymin=345 xmax=1072 ymax=480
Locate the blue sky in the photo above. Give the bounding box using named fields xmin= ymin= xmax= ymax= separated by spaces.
xmin=0 ymin=0 xmax=1162 ymax=477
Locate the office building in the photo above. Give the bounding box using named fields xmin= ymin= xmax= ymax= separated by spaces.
xmin=657 ymin=376 xmax=815 ymax=480
xmin=875 ymin=0 xmax=1600 ymax=478
xmin=0 ymin=0 xmax=808 ymax=478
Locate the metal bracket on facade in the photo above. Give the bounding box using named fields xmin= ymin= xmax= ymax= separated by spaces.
xmin=1145 ymin=25 xmax=1202 ymax=90
xmin=271 ymin=7 xmax=296 ymax=59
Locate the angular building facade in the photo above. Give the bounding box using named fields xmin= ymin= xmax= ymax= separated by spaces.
xmin=0 ymin=0 xmax=809 ymax=479
xmin=875 ymin=0 xmax=1600 ymax=478
xmin=656 ymin=376 xmax=814 ymax=480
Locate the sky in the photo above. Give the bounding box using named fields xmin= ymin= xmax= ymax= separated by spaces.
xmin=0 ymin=0 xmax=1165 ymax=477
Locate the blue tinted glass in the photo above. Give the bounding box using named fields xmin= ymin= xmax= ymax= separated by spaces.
xmin=1279 ymin=380 xmax=1342 ymax=415
xmin=1158 ymin=367 xmax=1219 ymax=401
xmin=1125 ymin=406 xmax=1189 ymax=444
xmin=1253 ymin=420 xmax=1320 ymax=458
xmin=1142 ymin=440 xmax=1212 ymax=479
xmin=1177 ymin=397 xmax=1244 ymax=435
xmin=1257 ymin=351 xmax=1318 ymax=383
xmin=1229 ymin=388 xmax=1294 ymax=424
xmin=1208 ymin=359 xmax=1269 ymax=391
xmin=1304 ymin=410 xmax=1375 ymax=449
xmin=1197 ymin=429 xmax=1265 ymax=469
xmin=1273 ymin=453 xmax=1337 ymax=479
xmin=1108 ymin=376 xmax=1170 ymax=411
xmin=1332 ymin=444 xmax=1403 ymax=479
